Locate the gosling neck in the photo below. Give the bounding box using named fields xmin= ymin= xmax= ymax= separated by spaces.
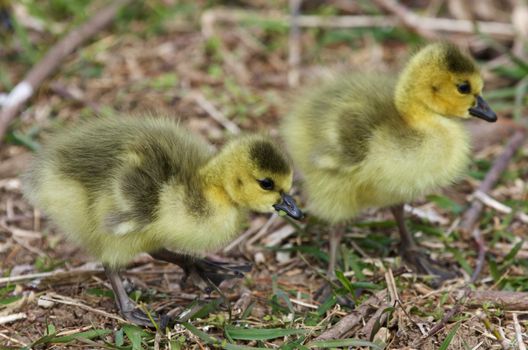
xmin=395 ymin=66 xmax=440 ymax=130
xmin=395 ymin=90 xmax=434 ymax=129
xmin=199 ymin=151 xmax=237 ymax=207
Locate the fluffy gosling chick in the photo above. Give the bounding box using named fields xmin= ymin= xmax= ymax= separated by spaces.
xmin=23 ymin=117 xmax=302 ymax=326
xmin=282 ymin=42 xmax=496 ymax=286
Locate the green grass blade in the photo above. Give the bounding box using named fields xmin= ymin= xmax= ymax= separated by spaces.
xmin=502 ymin=240 xmax=523 ymax=264
xmin=0 ymin=295 xmax=22 ymax=305
xmin=181 ymin=322 xmax=218 ymax=344
xmin=307 ymin=338 xmax=384 ymax=349
xmin=114 ymin=328 xmax=124 ymax=346
xmin=335 ymin=270 xmax=355 ymax=294
xmin=224 ymin=326 xmax=308 ymax=341
xmin=224 ymin=344 xmax=269 ymax=350
xmin=123 ymin=324 xmax=150 ymax=350
xmin=438 ymin=321 xmax=462 ymax=350
xmin=35 ymin=329 xmax=112 ymax=345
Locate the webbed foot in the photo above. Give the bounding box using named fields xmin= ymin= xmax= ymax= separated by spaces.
xmin=391 ymin=204 xmax=458 ymax=288
xmin=399 ymin=245 xmax=458 ymax=287
xmin=314 ymin=279 xmax=356 ymax=308
xmin=189 ymin=258 xmax=252 ymax=292
xmin=150 ymin=249 xmax=252 ymax=293
xmin=121 ymin=303 xmax=171 ymax=328
xmin=104 ymin=266 xmax=171 ymax=328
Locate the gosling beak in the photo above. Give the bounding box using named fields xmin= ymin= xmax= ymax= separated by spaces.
xmin=469 ymin=95 xmax=497 ymax=123
xmin=273 ymin=192 xmax=303 ymax=220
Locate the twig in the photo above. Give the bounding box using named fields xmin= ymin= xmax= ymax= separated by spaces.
xmin=468 ymin=291 xmax=528 ymax=310
xmin=517 ymin=212 xmax=528 ymax=224
xmin=11 ymin=234 xmax=46 ymax=257
xmin=288 ymin=0 xmax=302 ymax=87
xmin=473 ymin=191 xmax=513 ymax=214
xmin=0 ymin=0 xmax=131 ymax=141
xmin=476 ymin=309 xmax=511 ymax=350
xmin=372 ymin=0 xmax=439 ymax=39
xmin=233 ymin=287 xmax=252 ymax=315
xmin=224 ymin=215 xmax=278 ymax=254
xmin=385 ymin=268 xmax=399 ymax=304
xmin=362 ymin=304 xmax=390 ymax=341
xmin=471 ymin=228 xmax=486 ymax=284
xmin=315 ymin=290 xmax=388 ymax=340
xmin=512 ymin=313 xmax=526 ymax=350
xmin=404 ymin=204 xmax=449 ymax=226
xmin=0 ymin=332 xmax=28 ymax=347
xmin=40 ymin=293 xmax=126 ymax=322
xmin=460 ymin=130 xmax=527 ymax=234
xmin=0 ymin=313 xmax=26 ymax=325
xmin=223 ymin=224 xmax=261 ymax=253
xmin=419 ymin=284 xmax=473 ymax=343
xmin=419 ymin=300 xmax=464 ymax=342
xmin=246 ymin=214 xmax=279 ymax=247
xmin=362 ymin=269 xmax=397 ymax=339
xmin=262 ymin=224 xmax=296 ymax=247
xmin=0 ymin=268 xmax=103 ymax=286
xmin=223 ymin=222 xmax=263 ymax=253
xmin=55 ymin=325 xmax=94 ymax=336
xmin=0 ymin=220 xmax=41 ymax=239
xmin=290 ymin=298 xmax=319 ymax=310
xmin=0 ymin=271 xmax=62 ymax=285
xmin=200 ymin=8 xmax=514 ymax=37
xmin=190 ymin=92 xmax=241 ymax=135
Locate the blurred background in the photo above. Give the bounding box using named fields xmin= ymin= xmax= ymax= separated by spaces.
xmin=0 ymin=1 xmax=527 ymax=349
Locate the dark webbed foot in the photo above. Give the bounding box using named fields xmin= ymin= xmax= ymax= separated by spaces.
xmin=150 ymin=249 xmax=252 ymax=292
xmin=192 ymin=258 xmax=252 ymax=290
xmin=399 ymin=245 xmax=458 ymax=287
xmin=314 ymin=281 xmax=356 ymax=307
xmin=314 ymin=282 xmax=332 ymax=303
xmin=391 ymin=204 xmax=458 ymax=287
xmin=104 ymin=266 xmax=171 ymax=327
xmin=120 ymin=300 xmax=170 ymax=328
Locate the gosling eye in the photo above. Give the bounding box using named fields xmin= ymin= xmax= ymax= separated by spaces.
xmin=457 ymin=82 xmax=471 ymax=94
xmin=257 ymin=178 xmax=275 ymax=191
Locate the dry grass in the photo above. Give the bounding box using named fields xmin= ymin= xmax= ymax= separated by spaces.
xmin=0 ymin=0 xmax=527 ymax=349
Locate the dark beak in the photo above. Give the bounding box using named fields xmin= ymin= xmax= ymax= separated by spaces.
xmin=469 ymin=95 xmax=497 ymax=122
xmin=273 ymin=193 xmax=303 ymax=220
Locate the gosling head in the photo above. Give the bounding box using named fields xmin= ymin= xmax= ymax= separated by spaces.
xmin=396 ymin=42 xmax=497 ymax=123
xmin=215 ymin=136 xmax=303 ymax=220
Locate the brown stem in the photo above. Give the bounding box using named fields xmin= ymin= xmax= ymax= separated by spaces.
xmin=315 ymin=290 xmax=387 ymax=340
xmin=468 ymin=290 xmax=528 ymax=310
xmin=470 ymin=228 xmax=486 ymax=284
xmin=371 ymin=0 xmax=440 ymax=39
xmin=459 ymin=130 xmax=527 ymax=234
xmin=0 ymin=0 xmax=131 ymax=141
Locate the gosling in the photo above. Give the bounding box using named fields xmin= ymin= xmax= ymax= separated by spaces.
xmin=281 ymin=42 xmax=496 ymax=289
xmin=23 ymin=116 xmax=302 ymax=326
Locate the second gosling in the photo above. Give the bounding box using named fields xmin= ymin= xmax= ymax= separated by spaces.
xmin=282 ymin=43 xmax=496 ymax=287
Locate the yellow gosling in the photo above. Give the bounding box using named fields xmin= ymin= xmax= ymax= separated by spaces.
xmin=23 ymin=116 xmax=302 ymax=326
xmin=282 ymin=42 xmax=496 ymax=290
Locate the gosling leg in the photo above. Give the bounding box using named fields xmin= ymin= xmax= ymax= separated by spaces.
xmin=104 ymin=266 xmax=169 ymax=327
xmin=327 ymin=225 xmax=345 ymax=277
xmin=316 ymin=225 xmax=349 ymax=303
xmin=390 ymin=204 xmax=457 ymax=285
